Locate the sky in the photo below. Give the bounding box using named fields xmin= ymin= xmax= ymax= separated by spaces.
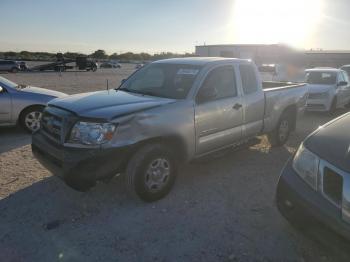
xmin=1 ymin=0 xmax=350 ymax=54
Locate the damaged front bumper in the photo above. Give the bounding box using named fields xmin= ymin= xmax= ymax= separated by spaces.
xmin=32 ymin=131 xmax=132 ymax=191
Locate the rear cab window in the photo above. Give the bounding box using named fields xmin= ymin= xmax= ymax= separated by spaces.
xmin=239 ymin=64 xmax=258 ymax=94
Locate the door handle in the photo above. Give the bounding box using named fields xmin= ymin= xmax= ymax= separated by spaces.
xmin=232 ymin=103 xmax=242 ymax=110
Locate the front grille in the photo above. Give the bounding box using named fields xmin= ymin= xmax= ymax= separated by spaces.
xmin=41 ymin=111 xmax=63 ymax=142
xmin=40 ymin=107 xmax=75 ymax=144
xmin=323 ymin=167 xmax=343 ymax=207
xmin=319 ymin=160 xmax=350 ymax=224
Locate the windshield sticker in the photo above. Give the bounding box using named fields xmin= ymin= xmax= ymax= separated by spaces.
xmin=177 ymin=69 xmax=199 ymax=75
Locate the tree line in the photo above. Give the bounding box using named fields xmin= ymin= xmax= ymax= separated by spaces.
xmin=0 ymin=49 xmax=195 ymax=62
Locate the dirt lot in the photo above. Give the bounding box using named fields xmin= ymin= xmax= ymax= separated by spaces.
xmin=1 ymin=67 xmax=350 ymax=261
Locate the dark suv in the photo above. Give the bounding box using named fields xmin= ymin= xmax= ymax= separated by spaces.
xmin=276 ymin=112 xmax=350 ymax=240
xmin=0 ymin=60 xmax=21 ymax=73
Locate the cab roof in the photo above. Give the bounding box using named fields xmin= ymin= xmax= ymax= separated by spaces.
xmin=154 ymin=57 xmax=250 ymax=66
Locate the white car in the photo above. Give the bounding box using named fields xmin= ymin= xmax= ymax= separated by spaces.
xmin=0 ymin=76 xmax=66 ymax=132
xmin=305 ymin=68 xmax=350 ymax=112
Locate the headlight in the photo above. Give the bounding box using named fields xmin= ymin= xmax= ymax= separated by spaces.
xmin=69 ymin=122 xmax=116 ymax=145
xmin=292 ymin=144 xmax=320 ymax=190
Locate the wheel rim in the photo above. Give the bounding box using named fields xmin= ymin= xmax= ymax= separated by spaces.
xmin=278 ymin=120 xmax=289 ymax=142
xmin=25 ymin=111 xmax=42 ymax=132
xmin=144 ymin=158 xmax=170 ymax=192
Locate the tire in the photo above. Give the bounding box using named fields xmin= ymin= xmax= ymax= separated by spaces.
xmin=268 ymin=113 xmax=292 ymax=147
xmin=11 ymin=67 xmax=18 ymax=73
xmin=19 ymin=106 xmax=44 ymax=133
xmin=125 ymin=144 xmax=178 ymax=202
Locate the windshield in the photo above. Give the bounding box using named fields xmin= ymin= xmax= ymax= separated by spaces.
xmin=119 ymin=63 xmax=202 ymax=99
xmin=306 ymin=71 xmax=337 ymax=85
xmin=0 ymin=76 xmax=18 ymax=89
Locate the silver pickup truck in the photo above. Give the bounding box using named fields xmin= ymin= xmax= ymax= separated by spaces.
xmin=32 ymin=57 xmax=307 ymax=201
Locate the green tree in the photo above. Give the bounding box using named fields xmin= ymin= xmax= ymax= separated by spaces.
xmin=19 ymin=51 xmax=32 ymax=60
xmin=64 ymin=52 xmax=82 ymax=59
xmin=109 ymin=53 xmax=119 ymax=60
xmin=4 ymin=51 xmax=17 ymax=58
xmin=90 ymin=49 xmax=108 ymax=59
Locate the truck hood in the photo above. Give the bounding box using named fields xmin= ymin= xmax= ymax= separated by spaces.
xmin=20 ymin=86 xmax=67 ymax=98
xmin=304 ymin=112 xmax=350 ymax=172
xmin=49 ymin=89 xmax=176 ymax=119
xmin=306 ymin=84 xmax=334 ymax=93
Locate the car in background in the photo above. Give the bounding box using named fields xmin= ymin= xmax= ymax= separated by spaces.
xmin=19 ymin=61 xmax=28 ymax=71
xmin=0 ymin=60 xmax=21 ymax=73
xmin=305 ymin=68 xmax=350 ymax=112
xmin=135 ymin=63 xmax=144 ymax=70
xmin=276 ymin=112 xmax=350 ymax=241
xmin=99 ymin=61 xmax=121 ymax=68
xmin=0 ymin=76 xmax=67 ymax=132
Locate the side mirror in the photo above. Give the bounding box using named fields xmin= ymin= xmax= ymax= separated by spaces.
xmin=197 ymin=87 xmax=218 ymax=103
xmin=337 ymin=81 xmax=348 ymax=87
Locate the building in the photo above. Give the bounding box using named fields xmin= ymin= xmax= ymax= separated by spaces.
xmin=195 ymin=44 xmax=295 ymax=65
xmin=304 ymin=50 xmax=350 ymax=68
xmin=195 ymin=44 xmax=350 ymax=68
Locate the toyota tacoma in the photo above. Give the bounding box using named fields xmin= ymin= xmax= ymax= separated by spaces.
xmin=32 ymin=57 xmax=307 ymax=201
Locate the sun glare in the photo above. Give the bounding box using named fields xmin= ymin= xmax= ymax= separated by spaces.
xmin=230 ymin=0 xmax=324 ymax=47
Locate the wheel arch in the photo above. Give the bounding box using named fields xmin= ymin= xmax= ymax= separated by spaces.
xmin=131 ymin=135 xmax=189 ymax=163
xmin=281 ymin=104 xmax=297 ymax=131
xmin=18 ymin=104 xmax=46 ymax=124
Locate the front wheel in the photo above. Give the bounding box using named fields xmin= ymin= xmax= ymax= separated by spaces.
xmin=20 ymin=106 xmax=44 ymax=133
xmin=125 ymin=144 xmax=178 ymax=202
xmin=268 ymin=114 xmax=291 ymax=147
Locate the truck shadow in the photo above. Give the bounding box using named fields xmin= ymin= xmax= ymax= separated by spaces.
xmin=0 ymin=111 xmax=349 ymax=261
xmin=0 ymin=126 xmax=30 ymax=154
xmin=0 ymin=142 xmax=348 ymax=261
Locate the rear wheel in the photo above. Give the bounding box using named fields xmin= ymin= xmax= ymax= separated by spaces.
xmin=125 ymin=144 xmax=178 ymax=202
xmin=268 ymin=113 xmax=291 ymax=147
xmin=20 ymin=106 xmax=44 ymax=133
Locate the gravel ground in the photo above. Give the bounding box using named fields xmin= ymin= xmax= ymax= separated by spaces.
xmin=1 ymin=67 xmax=350 ymax=261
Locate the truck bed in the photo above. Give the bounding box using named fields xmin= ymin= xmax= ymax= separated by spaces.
xmin=262 ymin=81 xmax=308 ymax=134
xmin=262 ymin=81 xmax=305 ymax=91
